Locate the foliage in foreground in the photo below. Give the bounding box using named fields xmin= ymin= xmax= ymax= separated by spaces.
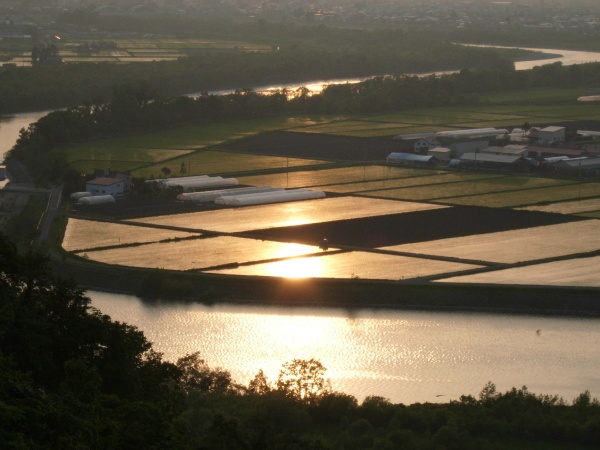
xmin=1 ymin=232 xmax=599 ymax=449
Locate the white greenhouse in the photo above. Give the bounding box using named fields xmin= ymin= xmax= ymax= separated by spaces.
xmin=70 ymin=191 xmax=93 ymax=201
xmin=177 ymin=186 xmax=283 ymax=203
xmin=215 ymin=189 xmax=325 ymax=207
xmin=162 ymin=176 xmax=239 ymax=191
xmin=77 ymin=195 xmax=116 ymax=206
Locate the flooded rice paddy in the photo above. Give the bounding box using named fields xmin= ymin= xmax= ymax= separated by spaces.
xmin=128 ymin=197 xmax=447 ymax=233
xmin=63 ymin=193 xmax=600 ymax=287
xmin=385 ymin=220 xmax=600 ymax=265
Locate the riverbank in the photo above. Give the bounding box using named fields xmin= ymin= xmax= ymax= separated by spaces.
xmin=52 ymin=253 xmax=600 ymax=317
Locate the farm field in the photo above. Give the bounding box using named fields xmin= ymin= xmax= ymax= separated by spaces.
xmin=237 ymin=165 xmax=443 ymax=189
xmin=360 ymin=176 xmax=575 ymax=203
xmin=59 ymin=89 xmax=600 ymax=290
xmin=435 ymin=182 xmax=600 ymax=208
xmin=63 ymin=116 xmax=330 ymax=175
xmin=58 ymin=38 xmax=272 ymax=63
xmin=77 ymin=236 xmax=332 ymax=271
xmin=207 ymin=250 xmax=482 ymax=280
xmin=519 ymin=198 xmax=600 ymax=216
xmin=313 ymin=172 xmax=504 ymax=194
xmin=62 ymin=218 xmax=199 ymax=252
xmin=284 ymin=91 xmax=600 ymax=138
xmin=129 ymin=197 xmax=447 ymax=233
xmin=384 ymin=220 xmax=600 ymax=265
xmin=437 ymin=255 xmax=600 ymax=288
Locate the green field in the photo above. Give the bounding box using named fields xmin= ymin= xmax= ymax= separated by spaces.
xmin=132 ymin=150 xmax=328 ymax=179
xmin=64 ymin=116 xmax=331 ymax=175
xmin=286 ymin=91 xmax=599 ymax=138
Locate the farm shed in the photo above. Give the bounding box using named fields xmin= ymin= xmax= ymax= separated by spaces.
xmin=86 ymin=177 xmax=126 ymax=197
xmin=436 ymin=128 xmax=509 ymax=139
xmin=386 ymin=152 xmax=438 ymax=167
xmin=77 ymin=195 xmax=115 ymax=205
xmin=553 ymin=157 xmax=600 ymax=176
xmin=536 ymin=126 xmax=566 ymax=144
xmin=459 ymin=152 xmax=534 ymax=171
xmin=447 ymin=140 xmax=489 ymax=157
xmin=427 ymin=147 xmax=452 ymax=161
xmin=177 ymin=186 xmax=283 ymax=203
xmin=527 ymin=145 xmax=585 ymax=159
xmin=480 ymin=144 xmax=528 ymax=157
xmin=392 ymin=133 xmax=440 ymax=152
xmin=215 ymin=189 xmax=325 ymax=207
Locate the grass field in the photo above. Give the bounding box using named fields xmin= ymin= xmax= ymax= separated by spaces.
xmin=63 ymin=116 xmax=332 ymax=175
xmin=132 ymin=151 xmax=328 ymax=179
xmin=238 ymin=165 xmax=443 ymax=189
xmin=286 ymin=89 xmax=600 ymax=138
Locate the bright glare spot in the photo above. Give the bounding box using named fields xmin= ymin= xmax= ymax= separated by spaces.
xmin=267 ymin=256 xmax=324 ymax=278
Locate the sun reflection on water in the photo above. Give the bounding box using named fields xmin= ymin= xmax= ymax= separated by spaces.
xmin=263 ymin=243 xmax=325 ymax=278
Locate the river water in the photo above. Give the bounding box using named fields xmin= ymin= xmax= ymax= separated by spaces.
xmin=90 ymin=291 xmax=600 ymax=404
xmin=3 ymin=47 xmax=600 ymax=405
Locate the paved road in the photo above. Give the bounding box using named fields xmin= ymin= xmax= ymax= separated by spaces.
xmin=37 ymin=185 xmax=62 ymax=245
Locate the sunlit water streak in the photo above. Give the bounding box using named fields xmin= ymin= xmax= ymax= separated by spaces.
xmin=90 ymin=291 xmax=600 ymax=405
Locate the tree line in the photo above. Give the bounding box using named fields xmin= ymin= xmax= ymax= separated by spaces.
xmin=0 ymin=17 xmax=525 ymax=115
xmin=0 ymin=234 xmax=598 ymax=449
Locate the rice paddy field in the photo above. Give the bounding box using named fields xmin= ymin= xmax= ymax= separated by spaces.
xmin=61 ymin=92 xmax=600 ymax=289
xmin=384 ymin=220 xmax=600 ymax=265
xmin=62 ymin=38 xmax=272 ymax=63
xmin=62 ymin=218 xmax=199 ymax=252
xmin=206 ymin=250 xmax=483 ymax=280
xmin=127 ymin=197 xmax=447 ymax=233
xmin=75 ymin=236 xmax=332 ymax=271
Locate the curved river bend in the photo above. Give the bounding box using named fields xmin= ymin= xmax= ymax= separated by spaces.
xmin=3 ymin=46 xmax=600 ymax=405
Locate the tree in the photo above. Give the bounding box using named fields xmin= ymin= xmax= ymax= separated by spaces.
xmin=176 ymin=352 xmax=232 ymax=393
xmin=161 ymin=167 xmax=171 ymax=177
xmin=276 ymin=358 xmax=330 ymax=404
xmin=247 ymin=369 xmax=271 ymax=395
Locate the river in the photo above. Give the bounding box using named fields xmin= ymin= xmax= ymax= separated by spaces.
xmin=90 ymin=291 xmax=600 ymax=405
xmin=3 ymin=47 xmax=600 ymax=405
